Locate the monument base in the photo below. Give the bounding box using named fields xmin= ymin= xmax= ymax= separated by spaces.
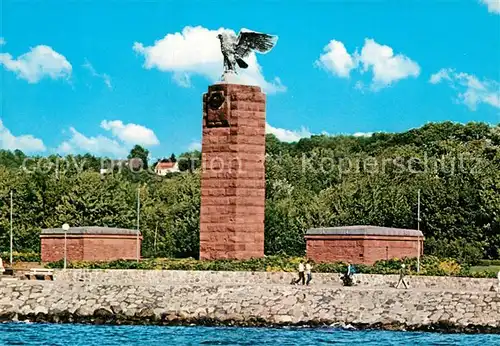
xmin=199 ymin=83 xmax=266 ymax=260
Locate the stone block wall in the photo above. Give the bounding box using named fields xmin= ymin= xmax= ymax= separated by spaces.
xmin=306 ymin=235 xmax=423 ymax=264
xmin=53 ymin=269 xmax=498 ymax=292
xmin=200 ymin=84 xmax=266 ymax=260
xmin=1 ymin=280 xmax=499 ymax=332
xmin=41 ymin=238 xmax=84 ymax=263
xmin=41 ymin=235 xmax=140 ymax=262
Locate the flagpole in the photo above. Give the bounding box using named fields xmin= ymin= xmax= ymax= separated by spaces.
xmin=417 ymin=189 xmax=421 ymax=273
xmin=10 ymin=190 xmax=13 ymax=266
xmin=136 ymin=187 xmax=140 ymax=262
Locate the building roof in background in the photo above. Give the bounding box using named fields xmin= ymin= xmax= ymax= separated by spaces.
xmin=41 ymin=226 xmax=140 ymax=236
xmin=306 ymin=225 xmax=423 ymax=237
xmin=156 ymin=162 xmax=176 ymax=169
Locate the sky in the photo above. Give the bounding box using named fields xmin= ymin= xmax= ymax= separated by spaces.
xmin=1 ymin=0 xmax=499 ymax=159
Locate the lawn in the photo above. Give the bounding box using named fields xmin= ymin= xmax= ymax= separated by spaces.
xmin=469 ymin=265 xmax=500 ymax=274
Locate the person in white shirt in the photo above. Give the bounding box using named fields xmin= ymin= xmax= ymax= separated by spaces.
xmin=0 ymin=258 xmax=4 ymax=276
xmin=294 ymin=261 xmax=305 ymax=285
xmin=305 ymin=261 xmax=313 ymax=286
xmin=497 ymin=271 xmax=500 ymax=292
xmin=396 ymin=263 xmax=409 ymax=289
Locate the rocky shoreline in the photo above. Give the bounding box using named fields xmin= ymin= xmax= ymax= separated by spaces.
xmin=1 ymin=309 xmax=499 ymax=334
xmin=1 ymin=274 xmax=499 ymax=335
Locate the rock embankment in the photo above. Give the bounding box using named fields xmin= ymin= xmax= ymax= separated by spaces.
xmin=1 ymin=280 xmax=499 ymax=333
xmin=55 ymin=269 xmax=499 ymax=292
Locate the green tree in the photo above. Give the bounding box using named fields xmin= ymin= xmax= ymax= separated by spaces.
xmin=0 ymin=122 xmax=499 ymax=262
xmin=128 ymin=145 xmax=150 ymax=170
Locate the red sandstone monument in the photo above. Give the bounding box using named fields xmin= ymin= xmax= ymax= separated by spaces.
xmin=199 ymin=83 xmax=266 ymax=260
xmin=199 ymin=29 xmax=277 ymax=260
xmin=305 ymin=225 xmax=424 ymax=265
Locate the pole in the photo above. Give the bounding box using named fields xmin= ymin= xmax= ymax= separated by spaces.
xmin=154 ymin=221 xmax=158 ymax=256
xmin=417 ymin=189 xmax=421 ymax=232
xmin=62 ymin=223 xmax=69 ymax=270
xmin=136 ymin=187 xmax=140 ymax=262
xmin=9 ymin=190 xmax=13 ymax=266
xmin=64 ymin=231 xmax=67 ymax=270
xmin=417 ymin=189 xmax=421 ymax=273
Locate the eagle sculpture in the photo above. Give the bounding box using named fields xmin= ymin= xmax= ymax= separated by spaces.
xmin=217 ymin=29 xmax=278 ymax=79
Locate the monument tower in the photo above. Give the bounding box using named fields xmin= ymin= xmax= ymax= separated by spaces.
xmin=199 ymin=29 xmax=278 ymax=260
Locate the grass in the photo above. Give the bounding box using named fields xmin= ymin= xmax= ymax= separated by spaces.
xmin=469 ymin=265 xmax=500 ymax=274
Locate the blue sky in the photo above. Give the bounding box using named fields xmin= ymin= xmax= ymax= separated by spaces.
xmin=1 ymin=0 xmax=499 ymax=159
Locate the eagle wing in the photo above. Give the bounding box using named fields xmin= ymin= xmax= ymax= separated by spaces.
xmin=235 ymin=30 xmax=278 ymax=58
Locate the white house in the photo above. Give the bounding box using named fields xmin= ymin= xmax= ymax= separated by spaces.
xmin=155 ymin=161 xmax=180 ymax=175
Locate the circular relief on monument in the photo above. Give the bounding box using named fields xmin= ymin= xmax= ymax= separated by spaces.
xmin=208 ymin=92 xmax=225 ymax=110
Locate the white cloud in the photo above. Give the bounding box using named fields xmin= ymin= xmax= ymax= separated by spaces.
xmin=266 ymin=123 xmax=312 ymax=142
xmin=354 ymin=81 xmax=365 ymax=90
xmin=100 ymin=120 xmax=159 ymax=146
xmin=57 ymin=127 xmax=128 ymax=157
xmin=0 ymin=38 xmax=5 ymax=46
xmin=188 ymin=141 xmax=202 ymax=151
xmin=0 ymin=119 xmax=46 ymax=152
xmin=316 ymin=38 xmax=420 ymax=90
xmin=430 ymin=68 xmax=500 ymax=110
xmin=0 ymin=45 xmax=72 ymax=83
xmin=480 ymin=0 xmax=500 ymax=14
xmin=315 ymin=40 xmax=357 ymax=77
xmin=83 ymin=59 xmax=112 ymax=89
xmin=429 ymin=69 xmax=452 ymax=84
xmin=357 ymin=39 xmax=420 ymax=89
xmin=353 ymin=132 xmax=374 ymax=137
xmin=133 ymin=26 xmax=285 ymax=94
xmin=57 ymin=120 xmax=160 ymax=157
xmin=267 ymin=123 xmax=381 ymax=142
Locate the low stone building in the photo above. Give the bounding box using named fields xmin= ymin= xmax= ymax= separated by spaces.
xmin=305 ymin=225 xmax=423 ymax=264
xmin=40 ymin=227 xmax=142 ymax=262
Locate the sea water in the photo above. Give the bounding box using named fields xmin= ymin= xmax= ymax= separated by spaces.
xmin=1 ymin=323 xmax=499 ymax=345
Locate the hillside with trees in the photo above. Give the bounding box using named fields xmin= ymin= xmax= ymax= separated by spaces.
xmin=0 ymin=121 xmax=498 ymax=263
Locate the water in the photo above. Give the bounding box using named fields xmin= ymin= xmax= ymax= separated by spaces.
xmin=1 ymin=323 xmax=499 ymax=345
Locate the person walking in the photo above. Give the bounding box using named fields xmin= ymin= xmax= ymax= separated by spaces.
xmin=341 ymin=263 xmax=355 ymax=286
xmin=305 ymin=261 xmax=313 ymax=286
xmin=497 ymin=270 xmax=500 ymax=292
xmin=294 ymin=261 xmax=305 ymax=285
xmin=396 ymin=263 xmax=409 ymax=289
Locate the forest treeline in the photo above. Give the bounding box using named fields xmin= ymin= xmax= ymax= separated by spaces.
xmin=0 ymin=121 xmax=498 ymax=263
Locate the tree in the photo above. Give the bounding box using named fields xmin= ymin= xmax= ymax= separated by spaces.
xmin=0 ymin=122 xmax=498 ymax=261
xmin=178 ymin=150 xmax=201 ymax=172
xmin=128 ymin=145 xmax=150 ymax=170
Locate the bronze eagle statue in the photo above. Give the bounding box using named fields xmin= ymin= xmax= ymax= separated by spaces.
xmin=217 ymin=29 xmax=278 ymax=78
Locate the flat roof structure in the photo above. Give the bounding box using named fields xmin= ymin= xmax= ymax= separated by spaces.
xmin=306 ymin=225 xmax=423 ymax=237
xmin=41 ymin=227 xmax=140 ymax=236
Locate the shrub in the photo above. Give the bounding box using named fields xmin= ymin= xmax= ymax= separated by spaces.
xmin=44 ymin=255 xmax=490 ymax=277
xmin=425 ymin=238 xmax=484 ymax=265
xmin=478 ymin=259 xmax=500 ymax=266
xmin=0 ymin=251 xmax=41 ymax=263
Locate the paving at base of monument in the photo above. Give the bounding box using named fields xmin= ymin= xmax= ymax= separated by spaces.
xmin=1 ymin=270 xmax=499 ymax=334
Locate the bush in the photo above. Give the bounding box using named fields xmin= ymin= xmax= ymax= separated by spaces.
xmin=478 ymin=259 xmax=500 ymax=266
xmin=425 ymin=238 xmax=484 ymax=265
xmin=0 ymin=251 xmax=40 ymax=263
xmin=44 ymin=255 xmax=492 ymax=277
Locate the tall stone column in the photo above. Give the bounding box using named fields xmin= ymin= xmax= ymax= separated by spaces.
xmin=199 ymin=83 xmax=266 ymax=260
